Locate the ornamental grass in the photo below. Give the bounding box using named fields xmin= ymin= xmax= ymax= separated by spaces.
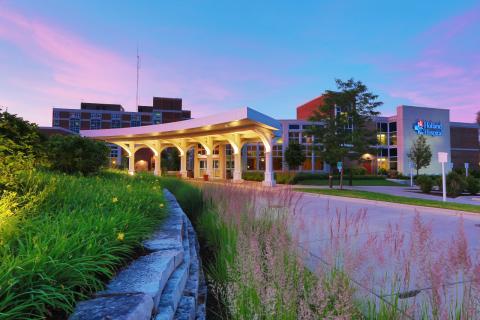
xmin=164 ymin=179 xmax=480 ymax=319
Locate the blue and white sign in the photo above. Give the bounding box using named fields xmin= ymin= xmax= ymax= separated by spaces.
xmin=337 ymin=161 xmax=343 ymax=171
xmin=413 ymin=119 xmax=442 ymax=136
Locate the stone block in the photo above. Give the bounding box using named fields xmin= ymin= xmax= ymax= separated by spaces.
xmin=173 ymin=296 xmax=196 ymax=320
xmin=69 ymin=293 xmax=153 ymax=320
xmin=158 ymin=262 xmax=189 ymax=313
xmin=101 ymin=250 xmax=182 ymax=309
xmin=154 ymin=305 xmax=174 ymax=320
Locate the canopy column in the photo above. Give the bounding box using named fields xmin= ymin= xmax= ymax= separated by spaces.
xmin=154 ymin=154 xmax=161 ymax=176
xmin=128 ymin=154 xmax=135 ymax=175
xmin=255 ymin=130 xmax=276 ymax=187
xmin=233 ymin=152 xmax=243 ymax=182
xmin=180 ymin=153 xmax=187 ymax=178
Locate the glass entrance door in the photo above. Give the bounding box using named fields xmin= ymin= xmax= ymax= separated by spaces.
xmin=213 ymin=159 xmax=220 ymax=178
xmin=199 ymin=159 xmax=207 ymax=176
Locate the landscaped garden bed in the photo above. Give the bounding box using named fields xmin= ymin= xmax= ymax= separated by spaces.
xmin=0 ymin=171 xmax=167 ymax=319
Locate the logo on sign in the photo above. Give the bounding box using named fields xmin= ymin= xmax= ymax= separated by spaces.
xmin=413 ymin=120 xmax=442 ymax=136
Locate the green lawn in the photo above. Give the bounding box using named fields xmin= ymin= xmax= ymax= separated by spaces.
xmin=296 ymin=188 xmax=480 ymax=213
xmin=296 ymin=179 xmax=404 ymax=186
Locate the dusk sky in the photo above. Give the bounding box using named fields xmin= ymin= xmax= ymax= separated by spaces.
xmin=1 ymin=1 xmax=479 ymax=126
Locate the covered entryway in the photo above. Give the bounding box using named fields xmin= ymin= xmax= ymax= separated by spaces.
xmin=81 ymin=107 xmax=281 ymax=187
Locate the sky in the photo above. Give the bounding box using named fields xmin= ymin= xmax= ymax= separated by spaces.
xmin=0 ymin=0 xmax=479 ymax=126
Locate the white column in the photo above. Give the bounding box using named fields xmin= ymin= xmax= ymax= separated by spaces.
xmin=180 ymin=153 xmax=187 ymax=178
xmin=154 ymin=153 xmax=161 ymax=176
xmin=128 ymin=154 xmax=135 ymax=175
xmin=233 ymin=152 xmax=243 ymax=182
xmin=206 ymin=154 xmax=213 ymax=178
xmin=263 ymin=149 xmax=275 ymax=187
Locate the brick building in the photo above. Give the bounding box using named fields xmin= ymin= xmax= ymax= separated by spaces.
xmin=52 ymin=97 xmax=191 ymax=168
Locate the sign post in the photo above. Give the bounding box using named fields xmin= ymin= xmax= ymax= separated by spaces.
xmin=438 ymin=152 xmax=448 ymax=202
xmin=408 ymin=161 xmax=413 ymax=187
xmin=465 ymin=163 xmax=469 ymax=177
xmin=337 ymin=161 xmax=343 ymax=190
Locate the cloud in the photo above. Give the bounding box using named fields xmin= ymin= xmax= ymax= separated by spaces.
xmin=379 ymin=5 xmax=480 ymax=122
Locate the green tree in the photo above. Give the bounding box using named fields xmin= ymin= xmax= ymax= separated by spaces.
xmin=0 ymin=108 xmax=45 ymax=192
xmin=0 ymin=107 xmax=46 ymax=158
xmin=308 ymin=79 xmax=382 ymax=188
xmin=284 ymin=142 xmax=306 ymax=171
xmin=408 ymin=135 xmax=432 ymax=176
xmin=46 ymin=135 xmax=110 ymax=175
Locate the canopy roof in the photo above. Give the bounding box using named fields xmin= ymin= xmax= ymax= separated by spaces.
xmin=81 ymin=107 xmax=281 ymax=143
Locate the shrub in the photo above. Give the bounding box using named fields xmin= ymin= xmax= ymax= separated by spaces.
xmin=46 ymin=135 xmax=110 ymax=175
xmin=344 ymin=166 xmax=367 ymax=175
xmin=416 ymin=175 xmax=433 ymax=193
xmin=275 ymin=172 xmax=296 ymax=184
xmin=242 ymin=171 xmax=264 ymax=181
xmin=465 ymin=176 xmax=480 ymax=195
xmin=446 ymin=171 xmax=467 ymax=197
xmin=377 ymin=168 xmax=388 ymax=175
xmin=387 ymin=169 xmax=399 ymax=179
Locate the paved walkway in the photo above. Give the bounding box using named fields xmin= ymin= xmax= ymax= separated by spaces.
xmin=298 ymin=184 xmax=480 ymax=206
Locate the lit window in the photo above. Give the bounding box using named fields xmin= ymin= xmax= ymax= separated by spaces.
xmin=90 ymin=119 xmax=102 ymax=130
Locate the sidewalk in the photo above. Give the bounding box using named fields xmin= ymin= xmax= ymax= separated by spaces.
xmin=297 ymin=184 xmax=480 ymax=206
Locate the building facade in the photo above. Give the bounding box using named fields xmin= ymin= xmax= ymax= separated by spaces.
xmin=51 ymin=95 xmax=479 ymax=177
xmin=52 ymin=97 xmax=191 ymax=168
xmin=293 ymin=98 xmax=480 ymax=175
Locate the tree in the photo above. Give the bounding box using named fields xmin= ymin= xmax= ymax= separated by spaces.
xmin=46 ymin=135 xmax=110 ymax=175
xmin=477 ymin=111 xmax=480 ymax=125
xmin=308 ymin=79 xmax=382 ymax=188
xmin=284 ymin=142 xmax=306 ymax=171
xmin=407 ymin=135 xmax=432 ymax=176
xmin=0 ymin=108 xmax=46 ymax=192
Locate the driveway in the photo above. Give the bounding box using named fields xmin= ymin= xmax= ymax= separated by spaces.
xmin=298 ymin=184 xmax=480 ymax=206
xmin=284 ymin=190 xmax=480 ymax=318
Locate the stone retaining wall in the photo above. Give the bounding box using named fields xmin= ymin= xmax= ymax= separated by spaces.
xmin=70 ymin=189 xmax=207 ymax=320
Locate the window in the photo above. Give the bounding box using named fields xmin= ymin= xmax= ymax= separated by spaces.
xmin=53 ymin=119 xmax=60 ymax=127
xmin=112 ymin=113 xmax=122 ymax=120
xmin=153 ymin=112 xmax=162 ymax=124
xmin=130 ymin=114 xmax=141 ymax=127
xmin=70 ymin=112 xmax=80 ymax=119
xmin=69 ymin=118 xmax=80 ymax=133
xmin=111 ymin=119 xmax=122 ymax=128
xmin=314 ymin=156 xmax=323 ymax=170
xmin=377 ymin=133 xmax=387 ymax=145
xmin=389 ymin=122 xmax=397 ymax=132
xmin=289 ymin=124 xmax=300 ymax=130
xmin=109 ymin=145 xmax=119 ymax=158
xmin=53 ymin=111 xmax=60 ymax=118
xmin=213 ymin=145 xmax=220 ymax=155
xmin=197 ymin=144 xmax=207 ymax=156
xmin=225 ymin=144 xmax=233 ymax=156
xmin=90 ymin=119 xmax=102 ymax=130
xmin=377 ymin=122 xmax=388 ymax=132
xmin=303 ymin=124 xmax=312 ymax=130
xmin=272 ymin=145 xmax=283 ymax=171
xmin=90 ymin=113 xmax=102 ymax=119
xmin=302 ymin=132 xmax=313 ymax=144
xmin=246 ymin=145 xmax=257 ymax=157
xmin=389 ymin=132 xmax=397 ymax=145
xmin=288 ymin=131 xmax=300 ymax=143
xmin=246 ymin=145 xmax=257 ymax=170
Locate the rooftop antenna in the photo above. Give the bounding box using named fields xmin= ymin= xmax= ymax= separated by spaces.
xmin=136 ymin=44 xmax=140 ymax=107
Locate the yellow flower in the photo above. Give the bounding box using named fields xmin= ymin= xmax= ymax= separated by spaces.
xmin=117 ymin=232 xmax=125 ymax=241
xmin=112 ymin=197 xmax=118 ymax=203
xmin=159 ymin=203 xmax=164 ymax=208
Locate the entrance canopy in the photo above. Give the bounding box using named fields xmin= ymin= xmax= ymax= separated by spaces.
xmin=81 ymin=107 xmax=281 ymax=186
